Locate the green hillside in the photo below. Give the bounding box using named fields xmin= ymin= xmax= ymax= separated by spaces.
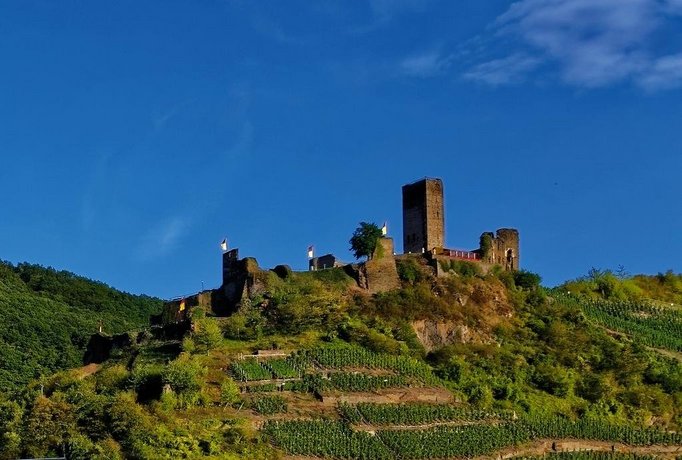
xmin=0 ymin=261 xmax=162 ymax=389
xmin=0 ymin=261 xmax=680 ymax=459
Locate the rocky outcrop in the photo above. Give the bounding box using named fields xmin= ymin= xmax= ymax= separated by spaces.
xmin=410 ymin=276 xmax=513 ymax=351
xmin=411 ymin=320 xmax=494 ymax=352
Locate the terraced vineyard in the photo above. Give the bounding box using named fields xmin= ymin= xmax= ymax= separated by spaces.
xmin=230 ymin=355 xmax=305 ymax=382
xmin=235 ymin=346 xmax=682 ymax=459
xmin=262 ymin=420 xmax=393 ymax=459
xmin=231 ymin=344 xmax=439 ymax=385
xmin=302 ymin=346 xmax=438 ymax=383
xmin=231 ymin=358 xmax=273 ymax=381
xmin=264 ymin=414 xmax=682 ymax=459
xmin=559 ymin=295 xmax=682 ymax=352
xmin=339 ymin=402 xmax=513 ymax=425
xmin=251 ymin=395 xmax=287 ymax=415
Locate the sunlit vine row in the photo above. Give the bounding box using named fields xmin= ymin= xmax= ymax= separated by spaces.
xmin=264 ymin=417 xmax=682 ymax=459
xmin=338 ymin=402 xmax=513 ymax=425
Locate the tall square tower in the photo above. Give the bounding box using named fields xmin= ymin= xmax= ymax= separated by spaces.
xmin=402 ymin=178 xmax=445 ymax=253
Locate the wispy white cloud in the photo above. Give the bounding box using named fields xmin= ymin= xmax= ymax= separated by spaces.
xmin=462 ymin=0 xmax=682 ymax=90
xmin=151 ymin=99 xmax=197 ymax=130
xmin=462 ymin=53 xmax=542 ymax=86
xmin=400 ymin=50 xmax=452 ymax=77
xmin=639 ymin=53 xmax=682 ymax=90
xmin=135 ymin=217 xmax=189 ymax=261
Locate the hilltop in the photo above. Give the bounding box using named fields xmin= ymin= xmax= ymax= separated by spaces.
xmin=0 ymin=256 xmax=679 ymax=459
xmin=0 ymin=261 xmax=162 ymax=389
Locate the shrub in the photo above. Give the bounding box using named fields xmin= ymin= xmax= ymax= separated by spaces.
xmin=222 ymin=308 xmax=265 ymax=340
xmin=397 ymin=258 xmax=426 ymax=284
xmin=190 ymin=318 xmax=222 ymax=353
xmin=532 ymin=363 xmax=571 ymax=397
xmin=514 ymin=270 xmax=542 ymax=290
xmin=129 ymin=365 xmax=163 ymax=402
xmin=220 ymin=378 xmax=241 ymax=407
xmin=95 ymin=365 xmax=129 ymax=394
xmin=162 ymin=359 xmax=204 ymax=396
xmin=451 ymin=261 xmax=482 ymax=277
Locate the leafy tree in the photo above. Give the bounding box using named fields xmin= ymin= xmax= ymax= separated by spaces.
xmin=22 ymin=394 xmax=76 ymax=458
xmin=108 ymin=392 xmax=154 ymax=457
xmin=0 ymin=398 xmax=22 ymax=459
xmin=479 ymin=233 xmax=493 ymax=258
xmin=190 ymin=318 xmax=222 ymax=353
xmin=161 ymin=358 xmax=205 ymax=407
xmin=349 ymin=222 xmax=383 ymax=260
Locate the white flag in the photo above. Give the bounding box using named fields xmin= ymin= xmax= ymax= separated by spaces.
xmin=381 ymin=222 xmax=388 ymax=236
xmin=220 ymin=238 xmax=228 ymax=251
xmin=307 ymin=245 xmax=314 ymax=259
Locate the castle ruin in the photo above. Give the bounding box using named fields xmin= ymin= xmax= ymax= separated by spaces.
xmin=401 ymin=177 xmax=519 ymax=272
xmin=159 ymin=177 xmax=520 ymax=323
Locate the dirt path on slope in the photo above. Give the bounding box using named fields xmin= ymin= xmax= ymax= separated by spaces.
xmin=481 ymin=438 xmax=682 ymax=460
xmin=602 ymin=327 xmax=682 ymax=362
xmin=73 ymin=363 xmax=101 ymax=379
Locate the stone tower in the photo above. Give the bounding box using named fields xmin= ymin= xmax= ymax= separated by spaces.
xmin=402 ymin=178 xmax=445 ymax=253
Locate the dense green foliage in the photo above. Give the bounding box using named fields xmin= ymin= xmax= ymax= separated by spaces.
xmin=561 ymin=269 xmax=682 ymax=304
xmin=1 ymin=257 xmax=680 ymax=459
xmin=0 ymin=261 xmax=162 ymax=389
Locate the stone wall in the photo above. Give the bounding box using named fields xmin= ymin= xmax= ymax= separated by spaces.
xmin=363 ymin=237 xmax=400 ymax=294
xmin=402 ymin=178 xmax=444 ymax=253
xmin=160 ymin=289 xmax=217 ymax=324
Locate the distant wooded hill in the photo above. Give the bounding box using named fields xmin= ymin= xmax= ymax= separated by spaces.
xmin=0 ymin=261 xmax=162 ymax=389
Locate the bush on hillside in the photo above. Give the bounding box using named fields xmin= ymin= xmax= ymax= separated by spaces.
xmin=437 ymin=259 xmax=482 ymax=277
xmin=263 ymin=274 xmax=345 ymax=335
xmin=397 ymin=257 xmax=428 ymax=284
xmin=513 ymin=270 xmax=542 ymax=291
xmin=189 ymin=318 xmax=223 ymax=353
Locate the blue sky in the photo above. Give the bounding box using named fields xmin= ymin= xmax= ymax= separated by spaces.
xmin=1 ymin=0 xmax=680 ymax=298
